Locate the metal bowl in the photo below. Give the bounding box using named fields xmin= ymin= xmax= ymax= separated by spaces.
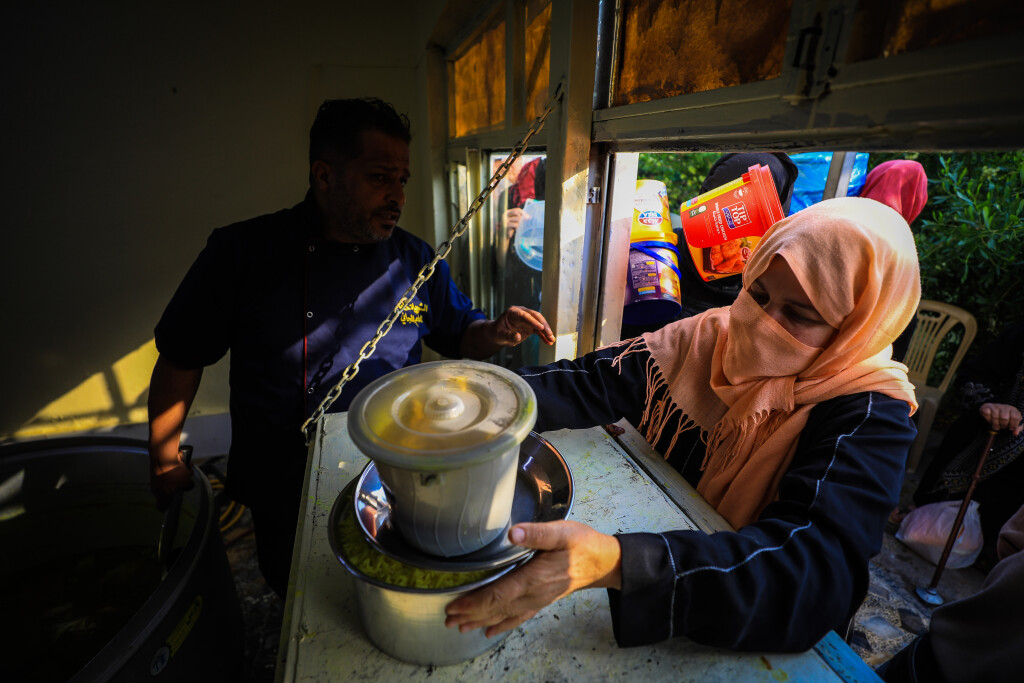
xmin=328 ymin=479 xmax=525 ymax=666
xmin=354 ymin=431 xmax=574 ymax=571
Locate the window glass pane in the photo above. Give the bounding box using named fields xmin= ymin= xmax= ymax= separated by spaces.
xmin=452 ymin=18 xmax=506 ymax=137
xmin=490 ymin=152 xmax=546 ymax=368
xmin=846 ymin=0 xmax=1024 ymax=63
xmin=524 ymin=0 xmax=552 ymax=121
xmin=447 ymin=162 xmax=472 ymax=294
xmin=614 ymin=0 xmax=793 ymax=106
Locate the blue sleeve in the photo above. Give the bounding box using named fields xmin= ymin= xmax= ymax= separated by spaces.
xmin=154 ymin=228 xmax=238 ymax=369
xmin=608 ymin=392 xmax=914 ymax=652
xmin=515 ymin=344 xmax=649 ymax=432
xmin=420 ymin=252 xmax=485 ymax=359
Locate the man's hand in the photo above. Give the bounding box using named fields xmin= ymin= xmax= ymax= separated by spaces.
xmin=150 ymin=449 xmax=195 ymax=512
xmin=460 ymin=306 xmax=555 ymax=360
xmin=979 ymin=402 xmax=1023 ymax=436
xmin=147 ymin=356 xmax=202 ymax=511
xmin=492 ymin=306 xmax=555 ymax=347
xmin=444 ymin=521 xmax=622 ymax=638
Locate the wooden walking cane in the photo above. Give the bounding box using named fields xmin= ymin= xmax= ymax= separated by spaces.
xmin=915 ymin=429 xmax=999 ymax=606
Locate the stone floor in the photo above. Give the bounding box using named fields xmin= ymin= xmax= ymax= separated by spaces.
xmin=211 ymin=441 xmax=990 ymax=681
xmin=202 ymin=462 xmax=282 ymax=683
xmin=847 ymin=468 xmax=987 ymax=668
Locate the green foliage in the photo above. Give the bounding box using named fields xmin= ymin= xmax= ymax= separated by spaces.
xmin=636 ymin=150 xmax=1024 ymax=385
xmin=638 ymin=149 xmax=1024 ymax=389
xmin=872 ymin=153 xmax=1024 ymax=331
xmin=869 ymin=150 xmax=1024 ymax=385
xmin=917 ymin=152 xmax=1024 ymax=332
xmin=637 ymin=152 xmax=721 ymax=213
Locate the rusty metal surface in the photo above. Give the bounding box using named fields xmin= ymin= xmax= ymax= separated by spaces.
xmin=614 ymin=0 xmax=792 ymax=106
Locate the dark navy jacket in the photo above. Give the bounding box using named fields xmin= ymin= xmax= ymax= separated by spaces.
xmin=517 ymin=343 xmax=915 ymax=652
xmin=155 ymin=194 xmax=484 ymax=506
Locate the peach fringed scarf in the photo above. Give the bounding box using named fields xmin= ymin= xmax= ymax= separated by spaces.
xmin=616 ymin=197 xmax=921 ymax=529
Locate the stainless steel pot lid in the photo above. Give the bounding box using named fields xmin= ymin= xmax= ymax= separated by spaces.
xmin=353 ymin=432 xmax=573 ymax=571
xmin=347 ymin=360 xmax=537 ymax=470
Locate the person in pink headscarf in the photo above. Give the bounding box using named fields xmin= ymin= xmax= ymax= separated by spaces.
xmin=859 ymin=160 xmax=929 ymax=225
xmin=861 ymin=159 xmax=928 ymax=363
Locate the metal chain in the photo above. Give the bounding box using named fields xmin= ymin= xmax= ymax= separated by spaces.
xmin=301 ymin=82 xmax=565 ymax=444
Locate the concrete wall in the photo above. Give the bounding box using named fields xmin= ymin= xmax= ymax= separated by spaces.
xmin=0 ymin=0 xmax=450 ymax=440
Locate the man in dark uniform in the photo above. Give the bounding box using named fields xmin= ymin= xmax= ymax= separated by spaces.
xmin=148 ymin=98 xmax=554 ymax=596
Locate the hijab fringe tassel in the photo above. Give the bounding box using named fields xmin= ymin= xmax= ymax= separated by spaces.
xmin=613 ymin=337 xmax=785 ymax=476
xmin=613 ymin=337 xmax=698 ymax=461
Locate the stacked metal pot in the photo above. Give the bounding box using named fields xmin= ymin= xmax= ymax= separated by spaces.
xmin=327 ymin=360 xmax=573 ymax=666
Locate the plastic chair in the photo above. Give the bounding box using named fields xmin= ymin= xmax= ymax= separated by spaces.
xmin=902 ymin=300 xmax=978 ymax=473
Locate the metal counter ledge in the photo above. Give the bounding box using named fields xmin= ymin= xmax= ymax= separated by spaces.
xmin=276 ymin=414 xmax=880 ymax=682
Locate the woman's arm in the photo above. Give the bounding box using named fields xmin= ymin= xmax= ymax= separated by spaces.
xmin=448 ymin=390 xmax=914 ymax=653
xmin=609 ymin=391 xmax=914 ymax=652
xmin=516 ymin=342 xmax=650 ymax=432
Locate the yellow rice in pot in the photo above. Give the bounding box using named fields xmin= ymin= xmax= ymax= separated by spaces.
xmin=337 ymin=495 xmax=498 ymax=589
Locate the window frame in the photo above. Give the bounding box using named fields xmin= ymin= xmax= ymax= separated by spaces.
xmin=434 ymin=0 xmax=1024 ymax=357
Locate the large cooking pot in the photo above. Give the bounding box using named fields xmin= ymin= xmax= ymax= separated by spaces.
xmin=347 ymin=360 xmax=536 ymax=557
xmin=328 ymin=478 xmax=524 ymax=666
xmin=0 ymin=436 xmax=243 ymax=682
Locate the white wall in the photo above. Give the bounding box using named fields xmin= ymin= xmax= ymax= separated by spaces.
xmin=0 ymin=0 xmax=451 ymax=439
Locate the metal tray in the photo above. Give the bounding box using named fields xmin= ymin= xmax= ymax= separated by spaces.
xmin=353 ymin=431 xmax=573 ymax=571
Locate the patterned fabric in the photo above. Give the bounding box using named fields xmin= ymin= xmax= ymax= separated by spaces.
xmin=940 ymin=343 xmax=1024 ymax=494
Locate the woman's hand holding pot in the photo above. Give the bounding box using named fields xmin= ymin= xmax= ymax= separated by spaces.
xmin=444 ymin=520 xmax=622 ymax=638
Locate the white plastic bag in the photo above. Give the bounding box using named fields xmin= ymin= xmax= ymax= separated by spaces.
xmin=895 ymin=500 xmax=983 ymax=569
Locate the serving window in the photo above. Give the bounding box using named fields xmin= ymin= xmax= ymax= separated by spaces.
xmin=433 ymin=0 xmax=1024 ymax=363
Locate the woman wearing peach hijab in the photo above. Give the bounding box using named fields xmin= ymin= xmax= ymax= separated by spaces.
xmin=446 ymin=197 xmax=921 ymax=653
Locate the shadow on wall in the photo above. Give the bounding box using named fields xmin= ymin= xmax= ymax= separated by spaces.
xmin=3 ymin=339 xmax=158 ymax=442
